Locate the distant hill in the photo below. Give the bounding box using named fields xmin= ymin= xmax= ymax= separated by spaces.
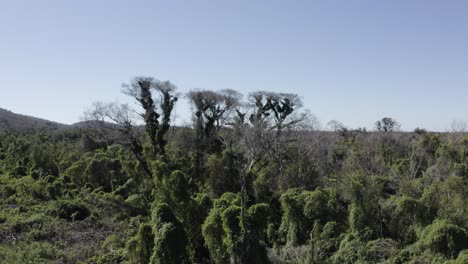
xmin=0 ymin=108 xmax=70 ymax=133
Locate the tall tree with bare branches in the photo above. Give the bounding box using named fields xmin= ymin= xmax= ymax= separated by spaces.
xmin=83 ymin=77 xmax=178 ymax=179
xmin=122 ymin=77 xmax=178 ymax=156
xmin=233 ymin=91 xmax=305 ymax=264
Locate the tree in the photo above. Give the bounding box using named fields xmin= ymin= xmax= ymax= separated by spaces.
xmin=83 ymin=102 xmax=152 ymax=178
xmin=245 ymin=91 xmax=308 ymax=188
xmin=187 ymin=89 xmax=241 ymax=183
xmin=150 ymin=203 xmax=189 ymax=264
xmin=201 ymin=194 xmax=270 ymax=264
xmin=83 ymin=76 xmax=179 ymax=177
xmin=375 ymin=117 xmax=399 ymax=132
xmin=126 ymin=223 xmax=155 ymax=264
xmin=450 ymin=119 xmax=467 ymax=133
xmin=419 ymin=219 xmax=468 ymax=258
xmin=122 ymin=77 xmax=178 ymax=156
xmin=187 ymin=89 xmax=241 ymax=151
xmin=327 ymin=120 xmax=346 ymax=132
xmin=232 ymin=91 xmax=305 ymax=264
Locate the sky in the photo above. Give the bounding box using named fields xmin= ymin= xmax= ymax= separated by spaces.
xmin=0 ymin=0 xmax=467 ymax=131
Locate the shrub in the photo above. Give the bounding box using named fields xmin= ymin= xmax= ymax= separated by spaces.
xmin=52 ymin=201 xmax=90 ymax=221
xmin=150 ymin=203 xmax=189 ymax=264
xmin=419 ymin=219 xmax=468 ymax=258
xmin=127 ymin=223 xmax=154 ymax=264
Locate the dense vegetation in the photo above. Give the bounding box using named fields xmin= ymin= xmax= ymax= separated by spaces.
xmin=0 ymin=77 xmax=467 ymax=263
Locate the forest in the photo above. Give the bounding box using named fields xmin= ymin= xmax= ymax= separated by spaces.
xmin=0 ymin=77 xmax=467 ymax=264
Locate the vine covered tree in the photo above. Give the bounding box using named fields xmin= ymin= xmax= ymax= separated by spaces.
xmin=232 ymin=91 xmax=306 ymax=264
xmin=122 ymin=77 xmax=178 ymax=156
xmin=83 ymin=77 xmax=178 ymax=177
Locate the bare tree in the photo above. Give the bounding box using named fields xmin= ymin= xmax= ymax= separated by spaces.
xmin=294 ymin=110 xmax=321 ymax=131
xmin=83 ymin=102 xmax=152 ymax=178
xmin=450 ymin=119 xmax=467 ymax=133
xmin=375 ymin=117 xmax=400 ymax=132
xmin=327 ymin=120 xmax=346 ymax=132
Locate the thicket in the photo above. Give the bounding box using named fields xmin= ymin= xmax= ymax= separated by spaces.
xmin=0 ymin=80 xmax=467 ymax=263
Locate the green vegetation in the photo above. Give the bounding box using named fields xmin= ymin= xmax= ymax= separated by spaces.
xmin=0 ymin=79 xmax=467 ymax=263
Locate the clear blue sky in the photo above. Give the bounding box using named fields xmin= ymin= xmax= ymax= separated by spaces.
xmin=1 ymin=0 xmax=467 ymax=131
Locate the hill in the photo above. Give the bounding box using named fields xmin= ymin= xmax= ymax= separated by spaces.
xmin=0 ymin=108 xmax=69 ymax=133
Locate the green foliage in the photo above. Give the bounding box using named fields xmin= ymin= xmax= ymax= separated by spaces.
xmin=202 ymin=195 xmax=239 ymax=264
xmin=419 ymin=133 xmax=441 ymax=157
xmin=150 ymin=203 xmax=189 ymax=264
xmin=206 ymin=149 xmax=242 ymax=196
xmin=419 ymin=219 xmax=468 ymax=258
xmin=305 ymin=221 xmax=346 ymax=263
xmin=127 ymin=223 xmax=155 ymax=264
xmin=346 ymin=174 xmax=381 ymax=237
xmin=221 ymin=205 xmax=242 ymax=261
xmin=364 ymin=238 xmax=398 ymax=263
xmin=85 ymin=152 xmax=122 ymax=192
xmin=386 ymin=195 xmax=426 ymax=244
xmin=330 ymin=233 xmax=368 ymax=264
xmin=202 ymin=195 xmax=271 ymax=264
xmin=202 ymin=205 xmax=228 ymax=264
xmin=0 ymin=242 xmax=61 ymax=264
xmin=53 ymin=200 xmax=91 ymax=221
xmin=245 ymin=203 xmax=271 ymax=264
xmin=64 ymin=160 xmax=87 ymax=187
xmin=434 ymin=176 xmax=468 ymax=228
xmin=330 ymin=235 xmax=398 ymax=264
xmin=186 ymin=193 xmax=212 ymax=263
xmin=278 ymin=188 xmax=307 ymax=245
xmin=446 ymin=250 xmax=468 ymax=264
xmin=63 ymin=146 xmax=138 ymax=194
xmin=253 ymin=172 xmax=273 ymax=202
xmin=1 ymin=124 xmax=468 ymax=263
xmin=167 ymin=170 xmax=190 ymax=203
xmin=28 ymin=143 xmax=59 ymax=177
xmin=279 ymin=188 xmax=346 ymax=246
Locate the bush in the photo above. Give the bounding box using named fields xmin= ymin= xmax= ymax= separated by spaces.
xmin=279 ymin=188 xmax=345 ymax=246
xmin=150 ymin=203 xmax=189 ymax=264
xmin=419 ymin=219 xmax=468 ymax=258
xmin=127 ymin=223 xmax=154 ymax=264
xmin=52 ymin=201 xmax=90 ymax=221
